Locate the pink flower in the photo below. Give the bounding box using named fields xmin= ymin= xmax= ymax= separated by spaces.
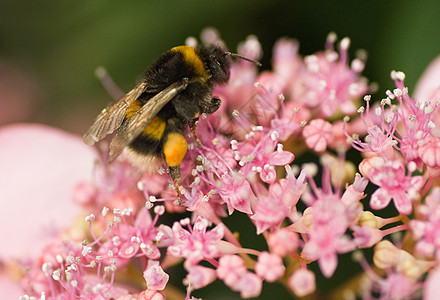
xmin=269 ymin=102 xmax=305 ymax=141
xmin=272 ymin=37 xmax=303 ymax=98
xmin=118 ymin=290 xmax=166 ymax=300
xmin=73 ymin=181 xmax=97 ymax=206
xmin=346 ymin=67 xmax=440 ymax=177
xmin=250 ymin=184 xmax=289 ymax=234
xmin=0 ymin=277 xmax=22 ymax=299
xmin=117 ymin=294 xmax=139 ymax=300
xmin=0 ymin=124 xmax=96 ymax=259
xmin=288 ymin=268 xmax=316 ymax=297
xmin=13 ymin=29 xmax=440 ymax=299
xmin=328 ymin=120 xmax=356 ymax=151
xmin=137 ymin=289 xmax=166 ymax=300
xmin=19 ymin=195 xmax=175 ymax=298
xmin=85 ymin=159 xmax=145 ymax=211
xmin=301 ymin=196 xmax=356 ymax=277
xmin=418 ymin=138 xmax=440 ymax=176
xmin=217 ymin=172 xmax=254 ymax=215
xmin=133 ymin=208 xmax=163 ymax=258
xmin=367 ymin=157 xmax=424 ymax=214
xmin=255 ymin=252 xmax=285 ymax=282
xmin=281 ymin=166 xmax=308 ymax=209
xmin=302 ymin=226 xmax=354 ymax=277
xmin=413 ymin=55 xmax=440 ymax=102
xmin=300 ymin=34 xmax=367 ymax=118
xmin=352 ymin=225 xmax=384 ymax=248
xmin=167 ymin=216 xmax=224 ymax=265
xmin=200 ymin=138 xmax=237 ymax=175
xmin=409 ymin=187 xmax=440 ymax=260
xmin=216 ymin=255 xmax=247 ymax=287
xmin=185 ymin=265 xmax=216 ymax=289
xmin=91 ymin=208 xmax=161 ymax=269
xmin=20 ymin=266 xmax=51 ymax=298
xmin=256 ymin=72 xmax=285 ymax=100
xmin=424 ymin=268 xmax=440 ymax=300
xmin=139 ymin=172 xmax=168 ymax=197
xmin=237 ymin=34 xmax=263 ymax=63
xmin=235 ymin=272 xmax=263 ymax=299
xmin=391 ymin=71 xmax=440 ymax=167
xmin=302 ymin=119 xmax=333 ymax=152
xmin=340 ymin=173 xmax=368 ymax=205
xmin=217 ymin=254 xmax=263 ymax=298
xmin=379 ymin=273 xmax=420 ymax=300
xmin=235 ymin=131 xmax=294 ymax=184
xmin=267 ymin=228 xmax=299 ymax=256
xmin=345 ymin=98 xmax=397 ymax=158
xmin=213 ymin=34 xmax=260 ymax=113
xmin=143 ymin=261 xmax=169 ymax=291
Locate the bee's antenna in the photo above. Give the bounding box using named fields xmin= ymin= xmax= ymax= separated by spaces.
xmin=225 ymin=52 xmax=262 ymax=67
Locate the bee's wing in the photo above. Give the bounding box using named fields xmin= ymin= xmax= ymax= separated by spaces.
xmin=108 ymin=78 xmax=190 ymax=162
xmin=83 ymin=81 xmax=148 ymax=145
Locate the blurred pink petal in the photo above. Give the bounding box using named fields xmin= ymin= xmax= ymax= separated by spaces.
xmin=288 ymin=268 xmax=316 ymax=297
xmin=424 ymin=268 xmax=440 ymax=300
xmin=0 ymin=276 xmax=22 ymax=299
xmin=0 ymin=123 xmax=97 ymax=258
xmin=255 ymin=252 xmax=285 ymax=282
xmin=138 ymin=289 xmax=166 ymax=300
xmin=413 ymin=55 xmax=440 ymax=100
xmin=186 ymin=265 xmax=216 ymax=289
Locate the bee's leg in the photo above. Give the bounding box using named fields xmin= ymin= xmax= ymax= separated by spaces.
xmin=188 ymin=97 xmax=221 ymax=146
xmin=169 ymin=166 xmax=182 ymax=205
xmin=163 ymin=131 xmax=188 ymax=205
xmin=189 ymin=118 xmax=202 ymax=147
xmin=205 ymin=97 xmax=221 ymax=114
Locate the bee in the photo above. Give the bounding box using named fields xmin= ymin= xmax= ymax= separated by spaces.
xmin=83 ymin=43 xmax=261 ymax=197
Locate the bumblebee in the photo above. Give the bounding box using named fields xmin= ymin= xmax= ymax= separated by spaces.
xmin=83 ymin=44 xmax=260 ymax=194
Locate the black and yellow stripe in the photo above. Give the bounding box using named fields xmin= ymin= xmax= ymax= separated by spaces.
xmin=171 ymin=46 xmax=210 ymax=81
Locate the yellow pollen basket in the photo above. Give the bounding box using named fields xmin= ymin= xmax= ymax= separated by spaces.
xmin=163 ymin=132 xmax=188 ymax=167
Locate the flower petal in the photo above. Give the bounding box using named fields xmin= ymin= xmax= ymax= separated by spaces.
xmin=0 ymin=276 xmax=22 ymax=299
xmin=370 ymin=188 xmax=392 ymax=210
xmin=424 ymin=268 xmax=440 ymax=300
xmin=318 ymin=252 xmax=338 ymax=278
xmin=392 ymin=191 xmax=413 ymax=215
xmin=0 ymin=124 xmax=96 ymax=258
xmin=413 ymin=55 xmax=440 ymax=101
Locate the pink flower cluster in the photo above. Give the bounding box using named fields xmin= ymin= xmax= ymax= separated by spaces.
xmin=5 ymin=28 xmax=440 ymax=299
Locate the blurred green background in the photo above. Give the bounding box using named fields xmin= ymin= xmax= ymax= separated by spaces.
xmin=2 ymin=0 xmax=440 ymax=135
xmin=1 ymin=0 xmax=440 ymax=298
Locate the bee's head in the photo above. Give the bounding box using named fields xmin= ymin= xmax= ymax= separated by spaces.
xmin=197 ymin=44 xmax=231 ymax=84
xmin=197 ymin=43 xmax=263 ymax=85
xmin=198 ymin=44 xmax=262 ymax=84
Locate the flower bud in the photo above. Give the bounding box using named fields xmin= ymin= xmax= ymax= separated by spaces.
xmin=373 ymin=240 xmax=398 ymax=269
